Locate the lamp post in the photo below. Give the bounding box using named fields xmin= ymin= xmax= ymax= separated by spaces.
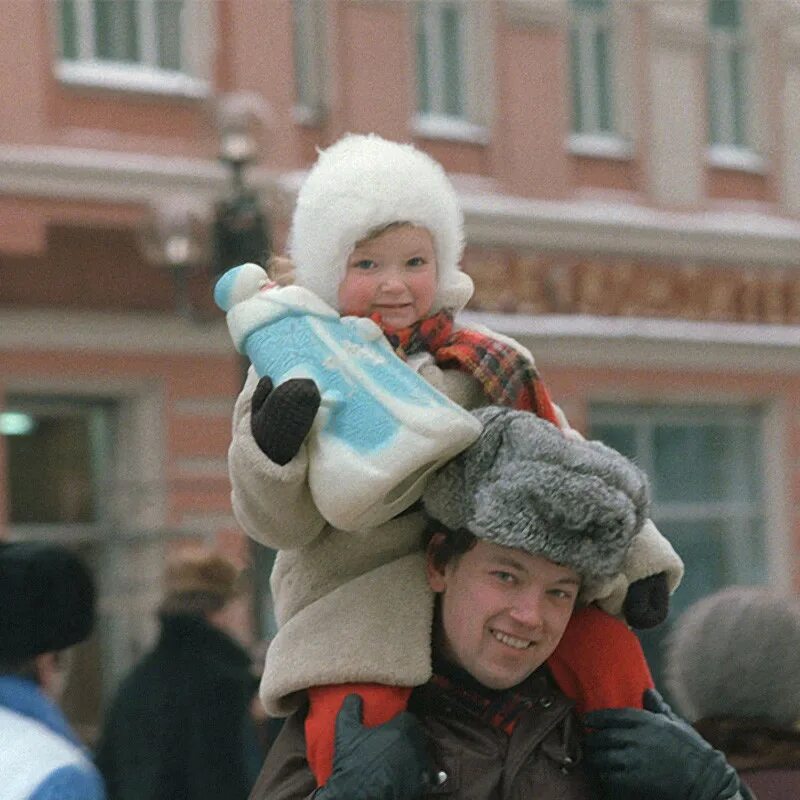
xmin=212 ymin=92 xmax=272 ymax=278
xmin=139 ymin=91 xmax=272 ymax=322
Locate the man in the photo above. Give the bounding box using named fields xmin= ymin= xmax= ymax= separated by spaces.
xmin=249 ymin=407 xmax=749 ymax=800
xmin=96 ymin=547 xmax=261 ymax=800
xmin=0 ymin=540 xmax=106 ymax=800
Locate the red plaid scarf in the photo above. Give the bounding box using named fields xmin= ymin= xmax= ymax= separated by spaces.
xmin=378 ymin=310 xmax=560 ymax=427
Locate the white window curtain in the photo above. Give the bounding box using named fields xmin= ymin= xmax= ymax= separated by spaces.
xmin=59 ymin=0 xmax=184 ymax=71
xmin=56 ymin=0 xmax=209 ymax=96
xmin=291 ymin=0 xmax=327 ymax=125
xmin=569 ymin=0 xmax=614 ymax=136
xmin=416 ymin=0 xmax=467 ymax=119
xmin=707 ymin=0 xmax=748 ymax=148
xmin=413 ymin=0 xmax=490 ymax=142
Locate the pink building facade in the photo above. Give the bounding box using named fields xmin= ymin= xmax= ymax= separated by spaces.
xmin=1 ymin=0 xmax=799 ymax=734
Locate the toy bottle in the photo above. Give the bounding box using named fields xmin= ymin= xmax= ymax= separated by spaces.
xmin=215 ymin=263 xmax=482 ymax=531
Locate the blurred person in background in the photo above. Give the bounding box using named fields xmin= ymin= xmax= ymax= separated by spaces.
xmin=96 ymin=546 xmax=261 ymax=800
xmin=0 ymin=540 xmax=106 ymax=800
xmin=666 ymin=586 xmax=800 ymax=799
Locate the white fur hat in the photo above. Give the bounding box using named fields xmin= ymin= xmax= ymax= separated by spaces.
xmin=288 ymin=133 xmax=473 ymax=313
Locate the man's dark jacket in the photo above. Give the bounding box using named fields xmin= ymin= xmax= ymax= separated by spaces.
xmin=96 ymin=613 xmax=261 ymax=800
xmin=249 ymin=663 xmax=593 ymax=800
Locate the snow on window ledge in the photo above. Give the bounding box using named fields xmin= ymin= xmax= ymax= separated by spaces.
xmin=56 ymin=61 xmax=210 ymax=99
xmin=567 ymin=133 xmax=634 ymax=161
xmin=412 ymin=114 xmax=490 ymax=145
xmin=706 ymin=144 xmax=767 ymax=174
xmin=291 ymin=104 xmax=326 ymax=127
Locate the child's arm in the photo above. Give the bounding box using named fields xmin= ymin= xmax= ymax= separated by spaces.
xmin=587 ymin=518 xmax=683 ymax=620
xmin=229 ymin=367 xmax=327 ymax=550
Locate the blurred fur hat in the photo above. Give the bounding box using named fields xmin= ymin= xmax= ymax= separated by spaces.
xmin=666 ymin=586 xmax=800 ymax=727
xmin=160 ymin=547 xmax=241 ymax=614
xmin=422 ymin=407 xmax=650 ymax=586
xmin=289 ymin=133 xmax=473 ymax=314
xmin=0 ymin=541 xmax=96 ymax=660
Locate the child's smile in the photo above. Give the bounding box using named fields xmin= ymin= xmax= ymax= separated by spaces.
xmin=337 ymin=224 xmax=438 ymax=328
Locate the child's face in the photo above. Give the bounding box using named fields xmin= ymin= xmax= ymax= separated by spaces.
xmin=337 ymin=224 xmax=437 ymax=328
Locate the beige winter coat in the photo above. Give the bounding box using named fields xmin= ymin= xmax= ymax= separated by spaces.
xmin=229 ymin=351 xmax=683 ymax=716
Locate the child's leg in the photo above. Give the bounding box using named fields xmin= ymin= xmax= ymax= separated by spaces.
xmin=547 ymin=605 xmax=654 ymax=715
xmin=305 ymin=683 xmax=413 ymax=786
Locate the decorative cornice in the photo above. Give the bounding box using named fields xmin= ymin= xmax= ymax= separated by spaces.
xmin=460 ymin=189 xmax=800 ymax=269
xmin=460 ymin=310 xmax=800 ymax=372
xmin=2 ymin=145 xmax=800 ymax=270
xmin=0 ymin=144 xmax=289 ymax=211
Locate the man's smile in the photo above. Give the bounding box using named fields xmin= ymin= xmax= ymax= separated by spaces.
xmin=490 ymin=628 xmax=533 ymax=650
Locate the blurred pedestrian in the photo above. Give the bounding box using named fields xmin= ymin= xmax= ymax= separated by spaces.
xmin=666 ymin=586 xmax=800 ymax=799
xmin=96 ymin=546 xmax=261 ymax=800
xmin=0 ymin=540 xmax=106 ymax=800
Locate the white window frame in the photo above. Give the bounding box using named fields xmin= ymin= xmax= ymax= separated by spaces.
xmin=568 ymin=0 xmax=628 ymax=148
xmin=54 ymin=0 xmax=212 ymax=98
xmin=706 ymin=0 xmax=766 ymax=172
xmin=291 ymin=0 xmax=327 ymax=126
xmin=412 ymin=0 xmax=491 ymax=144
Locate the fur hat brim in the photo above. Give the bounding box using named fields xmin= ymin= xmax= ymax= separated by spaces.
xmin=422 ymin=407 xmax=650 ymax=584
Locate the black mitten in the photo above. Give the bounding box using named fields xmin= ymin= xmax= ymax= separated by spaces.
xmin=583 ymin=689 xmax=741 ymax=800
xmin=623 ymin=571 xmax=669 ymax=629
xmin=249 ymin=376 xmax=321 ymax=466
xmin=314 ymin=695 xmax=430 ymax=800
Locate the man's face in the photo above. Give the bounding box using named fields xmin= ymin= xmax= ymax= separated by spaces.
xmin=337 ymin=224 xmax=438 ymax=328
xmin=426 ymin=538 xmax=580 ymax=690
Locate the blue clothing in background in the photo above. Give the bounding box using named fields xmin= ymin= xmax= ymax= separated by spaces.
xmin=0 ymin=675 xmax=106 ymax=800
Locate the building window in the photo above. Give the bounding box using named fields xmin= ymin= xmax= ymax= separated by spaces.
xmin=590 ymin=402 xmax=767 ymax=693
xmin=569 ymin=0 xmax=614 ymax=138
xmin=413 ymin=0 xmax=489 ymax=143
xmin=55 ymin=0 xmax=209 ymax=96
xmin=3 ymin=395 xmax=121 ymax=740
xmin=291 ymin=0 xmax=326 ymax=125
xmin=707 ymin=0 xmax=748 ymax=150
xmin=4 ymin=398 xmax=116 ymax=526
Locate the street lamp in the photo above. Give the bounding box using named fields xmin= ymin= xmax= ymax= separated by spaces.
xmin=212 ymin=92 xmax=272 ymax=279
xmin=138 ymin=196 xmax=212 ymax=322
xmin=139 ymin=91 xmax=272 ymax=322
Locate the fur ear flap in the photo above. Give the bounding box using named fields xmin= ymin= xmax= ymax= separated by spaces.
xmin=437 ymin=271 xmax=474 ymax=314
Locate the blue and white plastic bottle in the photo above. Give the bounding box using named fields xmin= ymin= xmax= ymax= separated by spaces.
xmin=215 ymin=263 xmax=482 ymax=531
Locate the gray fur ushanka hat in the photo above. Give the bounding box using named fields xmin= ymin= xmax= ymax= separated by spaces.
xmin=422 ymin=406 xmax=650 ymax=586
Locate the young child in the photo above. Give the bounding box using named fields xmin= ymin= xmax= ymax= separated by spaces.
xmin=227 ymin=134 xmax=684 ymax=785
